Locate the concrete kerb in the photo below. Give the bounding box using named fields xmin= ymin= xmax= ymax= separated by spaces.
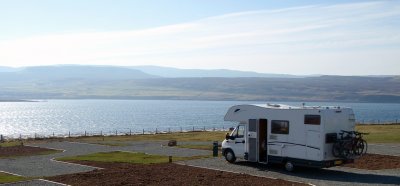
xmin=37 ymin=179 xmax=70 ymax=186
xmin=0 ymin=179 xmax=69 ymax=186
xmin=50 ymin=158 xmax=104 ymax=170
xmin=25 ymin=144 xmax=66 ymax=153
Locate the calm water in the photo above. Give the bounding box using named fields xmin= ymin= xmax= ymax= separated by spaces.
xmin=0 ymin=100 xmax=399 ymax=137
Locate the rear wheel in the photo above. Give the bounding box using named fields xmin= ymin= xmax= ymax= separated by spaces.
xmin=224 ymin=149 xmax=236 ymax=163
xmin=284 ymin=161 xmax=295 ymax=172
xmin=332 ymin=143 xmax=341 ymax=157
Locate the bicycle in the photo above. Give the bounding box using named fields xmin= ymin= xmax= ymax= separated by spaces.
xmin=332 ymin=130 xmax=368 ymax=159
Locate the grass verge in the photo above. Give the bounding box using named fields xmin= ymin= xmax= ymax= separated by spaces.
xmin=356 ymin=124 xmax=400 ymax=143
xmin=69 ymin=131 xmax=227 ymax=144
xmin=57 ymin=151 xmax=210 ymax=164
xmin=0 ymin=172 xmax=28 ymax=184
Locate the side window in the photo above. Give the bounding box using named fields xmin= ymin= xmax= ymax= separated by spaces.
xmin=236 ymin=125 xmax=245 ymax=138
xmin=271 ymin=120 xmax=289 ymax=134
xmin=305 ymin=115 xmax=321 ymax=125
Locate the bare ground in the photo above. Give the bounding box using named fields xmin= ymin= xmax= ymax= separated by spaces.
xmin=48 ymin=161 xmax=307 ymax=186
xmin=344 ymin=153 xmax=400 ymax=170
xmin=0 ymin=145 xmax=59 ymax=158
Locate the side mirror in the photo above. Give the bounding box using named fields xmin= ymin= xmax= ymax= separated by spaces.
xmin=225 ymin=133 xmax=235 ymax=140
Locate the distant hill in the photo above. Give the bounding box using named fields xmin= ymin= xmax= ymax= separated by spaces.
xmin=0 ymin=65 xmax=399 ymax=102
xmin=130 ymin=65 xmax=305 ymax=78
xmin=0 ymin=65 xmax=157 ymax=82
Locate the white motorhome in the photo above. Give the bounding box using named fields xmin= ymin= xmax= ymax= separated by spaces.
xmin=221 ymin=103 xmax=356 ymax=171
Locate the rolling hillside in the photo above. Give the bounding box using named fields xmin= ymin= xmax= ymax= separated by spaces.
xmin=0 ymin=65 xmax=399 ymax=102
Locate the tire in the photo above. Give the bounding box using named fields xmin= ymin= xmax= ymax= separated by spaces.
xmin=332 ymin=143 xmax=340 ymax=157
xmin=284 ymin=161 xmax=295 ymax=172
xmin=224 ymin=149 xmax=236 ymax=163
xmin=361 ymin=139 xmax=368 ymax=155
xmin=354 ymin=140 xmax=365 ymax=156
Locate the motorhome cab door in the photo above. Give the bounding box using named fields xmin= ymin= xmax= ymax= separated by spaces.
xmin=227 ymin=124 xmax=246 ymax=159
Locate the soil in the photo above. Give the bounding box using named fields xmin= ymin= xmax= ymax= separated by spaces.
xmin=344 ymin=153 xmax=400 ymax=170
xmin=48 ymin=161 xmax=307 ymax=186
xmin=0 ymin=145 xmax=57 ymax=158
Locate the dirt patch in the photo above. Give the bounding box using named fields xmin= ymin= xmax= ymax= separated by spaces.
xmin=48 ymin=161 xmax=307 ymax=186
xmin=0 ymin=145 xmax=59 ymax=158
xmin=344 ymin=153 xmax=400 ymax=170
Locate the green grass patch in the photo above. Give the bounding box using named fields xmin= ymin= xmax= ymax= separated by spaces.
xmin=0 ymin=172 xmax=28 ymax=184
xmin=69 ymin=131 xmax=227 ymax=144
xmin=356 ymin=124 xmax=400 ymax=143
xmin=57 ymin=151 xmax=210 ymax=164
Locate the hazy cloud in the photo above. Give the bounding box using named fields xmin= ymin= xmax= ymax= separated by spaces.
xmin=0 ymin=1 xmax=399 ymax=75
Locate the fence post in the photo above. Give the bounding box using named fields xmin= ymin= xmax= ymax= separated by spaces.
xmin=69 ymin=131 xmax=71 ymax=138
xmin=53 ymin=132 xmax=55 ymax=137
xmin=101 ymin=131 xmax=103 ymax=136
xmin=143 ymin=129 xmax=145 ymax=135
xmin=168 ymin=128 xmax=170 ymax=133
xmin=115 ymin=130 xmax=117 ymax=136
xmin=180 ymin=127 xmax=182 ymax=133
xmin=19 ymin=134 xmax=22 ymax=141
xmin=156 ymin=128 xmax=158 ymax=134
xmin=0 ymin=134 xmax=3 ymax=142
xmin=129 ymin=129 xmax=132 ymax=136
xmin=85 ymin=131 xmax=87 ymax=137
xmin=34 ymin=133 xmax=37 ymax=140
xmin=193 ymin=126 xmax=194 ymax=132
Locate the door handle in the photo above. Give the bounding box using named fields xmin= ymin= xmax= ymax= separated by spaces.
xmin=235 ymin=140 xmax=245 ymax=144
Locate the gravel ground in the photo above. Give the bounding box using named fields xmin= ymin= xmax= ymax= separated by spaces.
xmin=180 ymin=157 xmax=400 ymax=186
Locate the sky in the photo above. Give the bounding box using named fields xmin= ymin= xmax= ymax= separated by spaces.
xmin=0 ymin=0 xmax=399 ymax=75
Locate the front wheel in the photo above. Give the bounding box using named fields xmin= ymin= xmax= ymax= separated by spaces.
xmin=224 ymin=149 xmax=236 ymax=163
xmin=284 ymin=161 xmax=295 ymax=172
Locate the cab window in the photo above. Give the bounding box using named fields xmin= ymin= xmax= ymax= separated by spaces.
xmin=230 ymin=125 xmax=245 ymax=138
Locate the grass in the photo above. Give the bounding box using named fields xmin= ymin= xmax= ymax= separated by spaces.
xmin=356 ymin=124 xmax=400 ymax=143
xmin=70 ymin=131 xmax=227 ymax=144
xmin=0 ymin=172 xmax=28 ymax=184
xmin=57 ymin=151 xmax=210 ymax=164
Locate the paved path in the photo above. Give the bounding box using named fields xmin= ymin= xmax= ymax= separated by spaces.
xmin=368 ymin=143 xmax=400 ymax=156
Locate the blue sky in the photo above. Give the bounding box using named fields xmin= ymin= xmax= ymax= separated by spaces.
xmin=0 ymin=0 xmax=399 ymax=75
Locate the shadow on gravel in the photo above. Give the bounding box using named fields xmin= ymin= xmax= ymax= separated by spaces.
xmin=234 ymin=161 xmax=400 ymax=185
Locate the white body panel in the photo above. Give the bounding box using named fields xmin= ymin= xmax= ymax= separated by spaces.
xmin=222 ymin=104 xmax=355 ymax=163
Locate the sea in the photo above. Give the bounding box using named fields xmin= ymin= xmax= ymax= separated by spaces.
xmin=0 ymin=100 xmax=399 ymax=138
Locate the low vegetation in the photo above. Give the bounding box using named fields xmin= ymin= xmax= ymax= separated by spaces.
xmin=356 ymin=124 xmax=400 ymax=143
xmin=57 ymin=151 xmax=209 ymax=164
xmin=70 ymin=131 xmax=227 ymax=144
xmin=0 ymin=172 xmax=28 ymax=184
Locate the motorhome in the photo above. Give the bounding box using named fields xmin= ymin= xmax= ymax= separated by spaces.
xmin=221 ymin=103 xmax=356 ymax=171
